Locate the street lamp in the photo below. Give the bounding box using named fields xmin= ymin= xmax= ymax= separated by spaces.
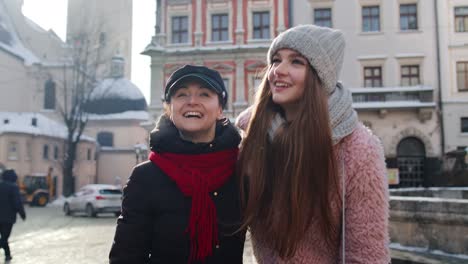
xmin=134 ymin=144 xmax=142 ymax=165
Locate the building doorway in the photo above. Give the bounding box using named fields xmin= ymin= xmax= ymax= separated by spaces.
xmin=397 ymin=137 xmax=426 ymax=187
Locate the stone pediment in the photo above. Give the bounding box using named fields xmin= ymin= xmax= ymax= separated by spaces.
xmin=211 ymin=63 xmax=235 ymax=73
xmin=246 ymin=61 xmax=267 ymax=71
xmin=167 ymin=0 xmax=191 ymax=5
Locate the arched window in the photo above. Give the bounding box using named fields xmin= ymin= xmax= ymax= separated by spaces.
xmin=97 ymin=132 xmax=114 ymax=147
xmin=44 ymin=79 xmax=56 ymax=110
xmin=397 ymin=137 xmax=425 ymax=157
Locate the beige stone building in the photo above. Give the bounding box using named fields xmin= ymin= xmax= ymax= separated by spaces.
xmin=437 ymin=0 xmax=468 ymax=153
xmin=67 ymin=0 xmax=133 ymax=79
xmin=0 ymin=112 xmax=96 ymax=197
xmin=0 ymin=0 xmax=148 ymax=196
xmin=290 ymin=0 xmax=443 ymax=187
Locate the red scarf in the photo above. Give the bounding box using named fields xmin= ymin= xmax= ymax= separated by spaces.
xmin=149 ymin=148 xmax=238 ymax=263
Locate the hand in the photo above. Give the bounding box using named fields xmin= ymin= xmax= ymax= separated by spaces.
xmin=21 ymin=214 xmax=26 ymax=221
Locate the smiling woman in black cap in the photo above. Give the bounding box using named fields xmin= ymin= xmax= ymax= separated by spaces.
xmin=109 ymin=65 xmax=245 ymax=264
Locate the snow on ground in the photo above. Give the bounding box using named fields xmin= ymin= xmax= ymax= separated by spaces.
xmin=390 ymin=243 xmax=468 ymax=260
xmin=48 ymin=195 xmax=66 ymax=207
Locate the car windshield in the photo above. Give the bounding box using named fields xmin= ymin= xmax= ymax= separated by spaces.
xmin=99 ymin=189 xmax=122 ymax=195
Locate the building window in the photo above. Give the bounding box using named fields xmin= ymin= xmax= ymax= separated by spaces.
xmin=457 ymin=62 xmax=468 ymax=91
xmin=314 ymin=8 xmax=332 ymax=28
xmin=362 ymin=6 xmax=380 ymax=32
xmin=97 ymin=132 xmax=114 ymax=147
xmin=99 ymin=32 xmax=107 ymax=46
xmin=364 ymin=66 xmax=382 ymax=87
xmin=212 ymin=14 xmax=228 ymax=41
xmin=44 ymin=79 xmax=56 ymax=110
xmin=401 ymin=65 xmax=420 ymax=86
xmin=43 ymin=145 xmax=49 ymax=160
xmin=171 ymin=16 xmax=189 ymax=44
xmin=455 ymin=7 xmax=468 ymax=32
xmin=462 ymin=118 xmax=468 ymax=133
xmin=53 ymin=145 xmax=59 ymax=160
xmin=400 ymin=4 xmax=418 ymax=30
xmin=87 ymin=148 xmax=92 ymax=161
xmin=7 ymin=142 xmax=19 ymax=160
xmin=253 ymin=11 xmax=270 ymax=39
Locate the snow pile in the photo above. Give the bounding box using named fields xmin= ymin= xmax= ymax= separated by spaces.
xmin=48 ymin=195 xmax=67 ymax=207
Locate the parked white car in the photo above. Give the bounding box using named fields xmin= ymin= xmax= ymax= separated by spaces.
xmin=63 ymin=184 xmax=122 ymax=217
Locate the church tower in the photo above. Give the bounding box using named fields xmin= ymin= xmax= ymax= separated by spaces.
xmin=66 ymin=0 xmax=132 ymax=79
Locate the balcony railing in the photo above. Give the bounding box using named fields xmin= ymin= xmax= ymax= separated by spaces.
xmin=350 ymin=85 xmax=436 ymax=110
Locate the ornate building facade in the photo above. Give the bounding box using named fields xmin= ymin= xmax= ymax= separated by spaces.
xmin=144 ymin=0 xmax=290 ymax=120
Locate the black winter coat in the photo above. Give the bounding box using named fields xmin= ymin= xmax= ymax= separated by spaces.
xmin=0 ymin=180 xmax=26 ymax=224
xmin=109 ymin=116 xmax=245 ymax=264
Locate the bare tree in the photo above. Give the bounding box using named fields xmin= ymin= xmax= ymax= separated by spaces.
xmin=58 ymin=29 xmax=105 ymax=197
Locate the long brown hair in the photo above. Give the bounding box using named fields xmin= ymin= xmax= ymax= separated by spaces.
xmin=238 ymin=65 xmax=340 ymax=259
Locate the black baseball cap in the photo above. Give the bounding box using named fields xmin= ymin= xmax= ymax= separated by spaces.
xmin=164 ymin=65 xmax=228 ymax=108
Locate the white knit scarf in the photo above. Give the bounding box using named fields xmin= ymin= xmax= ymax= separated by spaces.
xmin=267 ymin=82 xmax=358 ymax=145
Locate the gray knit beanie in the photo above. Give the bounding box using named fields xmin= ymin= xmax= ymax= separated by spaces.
xmin=267 ymin=25 xmax=345 ymax=94
xmin=267 ymin=25 xmax=358 ymax=144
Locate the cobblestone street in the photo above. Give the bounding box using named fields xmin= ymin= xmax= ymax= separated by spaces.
xmin=3 ymin=205 xmax=256 ymax=264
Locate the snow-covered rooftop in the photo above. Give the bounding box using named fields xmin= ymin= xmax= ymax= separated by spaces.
xmin=0 ymin=112 xmax=94 ymax=142
xmin=87 ymin=110 xmax=149 ymax=121
xmin=0 ymin=2 xmax=40 ymax=65
xmin=91 ymin=78 xmax=145 ymax=100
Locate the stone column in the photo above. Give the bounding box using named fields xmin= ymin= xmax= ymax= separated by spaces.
xmin=154 ymin=0 xmax=166 ymax=46
xmin=149 ymin=56 xmax=165 ymax=118
xmin=194 ymin=0 xmax=204 ymax=46
xmin=233 ymin=59 xmax=248 ymax=115
xmin=235 ymin=0 xmax=244 ymax=44
xmin=276 ymin=0 xmax=286 ymax=34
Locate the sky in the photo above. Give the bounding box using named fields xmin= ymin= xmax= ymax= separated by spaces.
xmin=22 ymin=0 xmax=155 ymax=104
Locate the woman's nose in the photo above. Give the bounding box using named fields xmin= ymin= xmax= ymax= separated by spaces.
xmin=187 ymin=94 xmax=199 ymax=104
xmin=274 ymin=62 xmax=287 ymax=76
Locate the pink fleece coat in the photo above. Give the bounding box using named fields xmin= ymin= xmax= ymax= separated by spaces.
xmin=237 ymin=112 xmax=390 ymax=264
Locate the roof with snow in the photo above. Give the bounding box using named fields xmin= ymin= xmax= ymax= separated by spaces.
xmin=0 ymin=1 xmax=40 ymax=65
xmin=85 ymin=77 xmax=148 ymax=115
xmin=87 ymin=110 xmax=149 ymax=121
xmin=0 ymin=112 xmax=94 ymax=142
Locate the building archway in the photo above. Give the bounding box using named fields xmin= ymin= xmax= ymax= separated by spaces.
xmin=397 ymin=137 xmax=426 ymax=187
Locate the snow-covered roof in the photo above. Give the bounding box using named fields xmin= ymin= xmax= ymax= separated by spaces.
xmin=0 ymin=112 xmax=94 ymax=142
xmin=0 ymin=2 xmax=40 ymax=65
xmin=353 ymin=101 xmax=436 ymax=109
xmin=87 ymin=110 xmax=149 ymax=121
xmin=91 ymin=78 xmax=145 ymax=100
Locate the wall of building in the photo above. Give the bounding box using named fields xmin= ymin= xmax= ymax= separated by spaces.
xmin=67 ymin=0 xmax=133 ymax=79
xmin=438 ymin=0 xmax=468 ymax=152
xmin=96 ymin=151 xmax=136 ymax=187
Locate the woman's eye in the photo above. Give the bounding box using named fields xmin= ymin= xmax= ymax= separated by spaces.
xmin=292 ymin=59 xmax=305 ymax=65
xmin=271 ymin=58 xmax=281 ymax=64
xmin=175 ymin=93 xmax=187 ymax=97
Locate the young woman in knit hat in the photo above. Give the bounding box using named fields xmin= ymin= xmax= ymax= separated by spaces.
xmin=109 ymin=65 xmax=245 ymax=264
xmin=236 ymin=25 xmax=390 ymax=263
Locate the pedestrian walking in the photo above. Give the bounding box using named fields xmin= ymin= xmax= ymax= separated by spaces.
xmin=236 ymin=25 xmax=390 ymax=263
xmin=0 ymin=169 xmax=26 ymax=262
xmin=109 ymin=65 xmax=245 ymax=264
